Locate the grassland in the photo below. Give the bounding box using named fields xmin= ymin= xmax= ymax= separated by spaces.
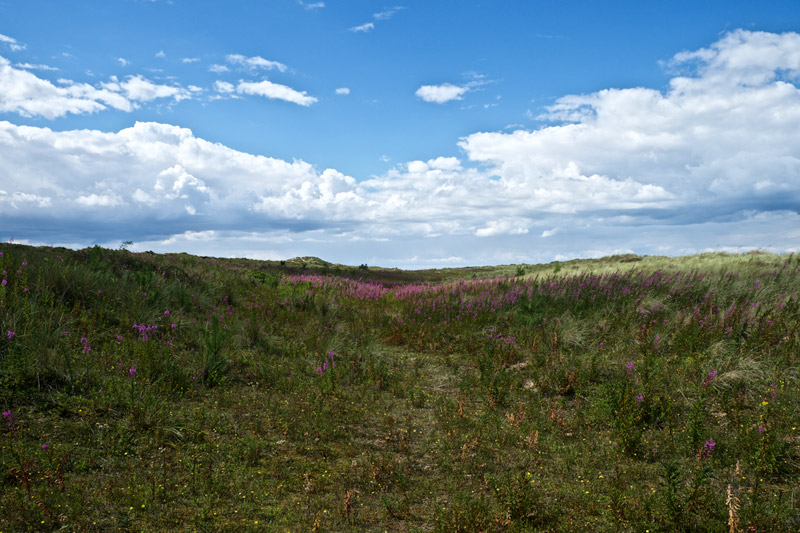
xmin=1 ymin=244 xmax=799 ymax=531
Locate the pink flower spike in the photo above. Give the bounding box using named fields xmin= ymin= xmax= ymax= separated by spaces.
xmin=129 ymin=368 xmax=137 ymax=376
xmin=164 ymin=310 xmax=170 ymax=316
xmin=7 ymin=331 xmax=14 ymax=339
xmin=42 ymin=444 xmax=49 ymax=450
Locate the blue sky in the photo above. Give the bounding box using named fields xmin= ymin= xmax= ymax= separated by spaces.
xmin=1 ymin=1 xmax=800 ymax=267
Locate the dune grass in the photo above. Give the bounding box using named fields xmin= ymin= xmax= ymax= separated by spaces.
xmin=1 ymin=243 xmax=799 ymax=531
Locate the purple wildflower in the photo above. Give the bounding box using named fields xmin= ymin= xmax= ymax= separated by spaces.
xmin=626 ymin=361 xmax=634 ymax=373
xmin=636 ymin=394 xmax=644 ymax=405
xmin=129 ymin=368 xmax=137 ymax=377
xmin=164 ymin=310 xmax=170 ymax=316
xmin=1 ymin=279 xmax=6 ymax=286
xmin=703 ymin=368 xmax=717 ymax=387
xmin=42 ymin=444 xmax=49 ymax=450
xmin=7 ymin=331 xmax=14 ymax=339
xmin=701 ymin=438 xmax=716 ymax=459
xmin=758 ymin=425 xmax=766 ymax=434
xmin=2 ymin=410 xmax=10 ymax=419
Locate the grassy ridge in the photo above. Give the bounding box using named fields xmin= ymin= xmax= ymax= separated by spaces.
xmin=1 ymin=244 xmax=799 ymax=531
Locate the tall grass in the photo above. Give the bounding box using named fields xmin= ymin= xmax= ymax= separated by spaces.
xmin=1 ymin=244 xmax=798 ymax=531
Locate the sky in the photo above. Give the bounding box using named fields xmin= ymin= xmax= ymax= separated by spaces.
xmin=1 ymin=1 xmax=800 ymax=268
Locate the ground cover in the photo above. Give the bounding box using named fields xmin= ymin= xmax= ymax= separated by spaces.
xmin=1 ymin=244 xmax=798 ymax=531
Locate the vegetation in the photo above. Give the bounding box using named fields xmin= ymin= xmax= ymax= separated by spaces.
xmin=1 ymin=243 xmax=799 ymax=531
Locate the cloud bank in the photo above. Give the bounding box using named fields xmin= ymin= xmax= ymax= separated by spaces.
xmin=2 ymin=30 xmax=800 ymax=265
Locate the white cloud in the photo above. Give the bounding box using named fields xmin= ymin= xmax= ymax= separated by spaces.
xmin=373 ymin=6 xmax=404 ymax=20
xmin=14 ymin=62 xmax=58 ymax=71
xmin=0 ymin=33 xmax=25 ymax=52
xmin=117 ymin=57 xmax=129 ymax=67
xmin=208 ymin=64 xmax=229 ymax=73
xmin=475 ymin=219 xmax=530 ymax=237
xmin=460 ymin=30 xmax=800 ymax=220
xmin=181 ymin=57 xmax=200 ymax=63
xmin=214 ymin=81 xmax=235 ymax=93
xmin=0 ymin=190 xmax=51 ymax=208
xmin=236 ymin=80 xmax=317 ymax=106
xmin=299 ymin=1 xmax=325 ymax=10
xmin=103 ymin=75 xmax=191 ymax=103
xmin=335 ymin=87 xmax=350 ymax=95
xmin=349 ymin=22 xmax=374 ymax=33
xmin=155 ymin=50 xmax=166 ymax=58
xmin=415 ymin=83 xmax=468 ymax=103
xmin=75 ymin=193 xmax=123 ymax=207
xmin=0 ymin=58 xmax=192 ymax=118
xmin=0 ymin=56 xmax=129 ymax=117
xmin=226 ymin=54 xmax=287 ymax=72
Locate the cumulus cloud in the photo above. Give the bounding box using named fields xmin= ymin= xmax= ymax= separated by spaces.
xmin=461 ymin=29 xmax=800 ymax=224
xmin=236 ymin=80 xmax=317 ymax=106
xmin=0 ymin=33 xmax=25 ymax=51
xmin=0 ymin=190 xmax=52 ymax=208
xmin=103 ymin=75 xmax=191 ymax=103
xmin=415 ymin=83 xmax=468 ymax=104
xmin=214 ymin=80 xmax=235 ymax=93
xmin=475 ymin=219 xmax=530 ymax=237
xmin=226 ymin=54 xmax=287 ymax=72
xmin=208 ymin=64 xmax=229 ymax=73
xmin=0 ymin=120 xmax=324 ymax=238
xmin=117 ymin=57 xmax=129 ymax=67
xmin=0 ymin=56 xmax=130 ymax=117
xmin=0 ymin=58 xmax=192 ymax=118
xmin=75 ymin=193 xmax=123 ymax=207
xmin=335 ymin=87 xmax=350 ymax=95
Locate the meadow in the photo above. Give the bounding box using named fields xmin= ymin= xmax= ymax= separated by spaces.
xmin=1 ymin=243 xmax=798 ymax=531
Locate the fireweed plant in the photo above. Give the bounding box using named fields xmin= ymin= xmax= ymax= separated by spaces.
xmin=0 ymin=244 xmax=798 ymax=531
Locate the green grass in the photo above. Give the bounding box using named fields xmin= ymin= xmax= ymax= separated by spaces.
xmin=1 ymin=244 xmax=799 ymax=531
